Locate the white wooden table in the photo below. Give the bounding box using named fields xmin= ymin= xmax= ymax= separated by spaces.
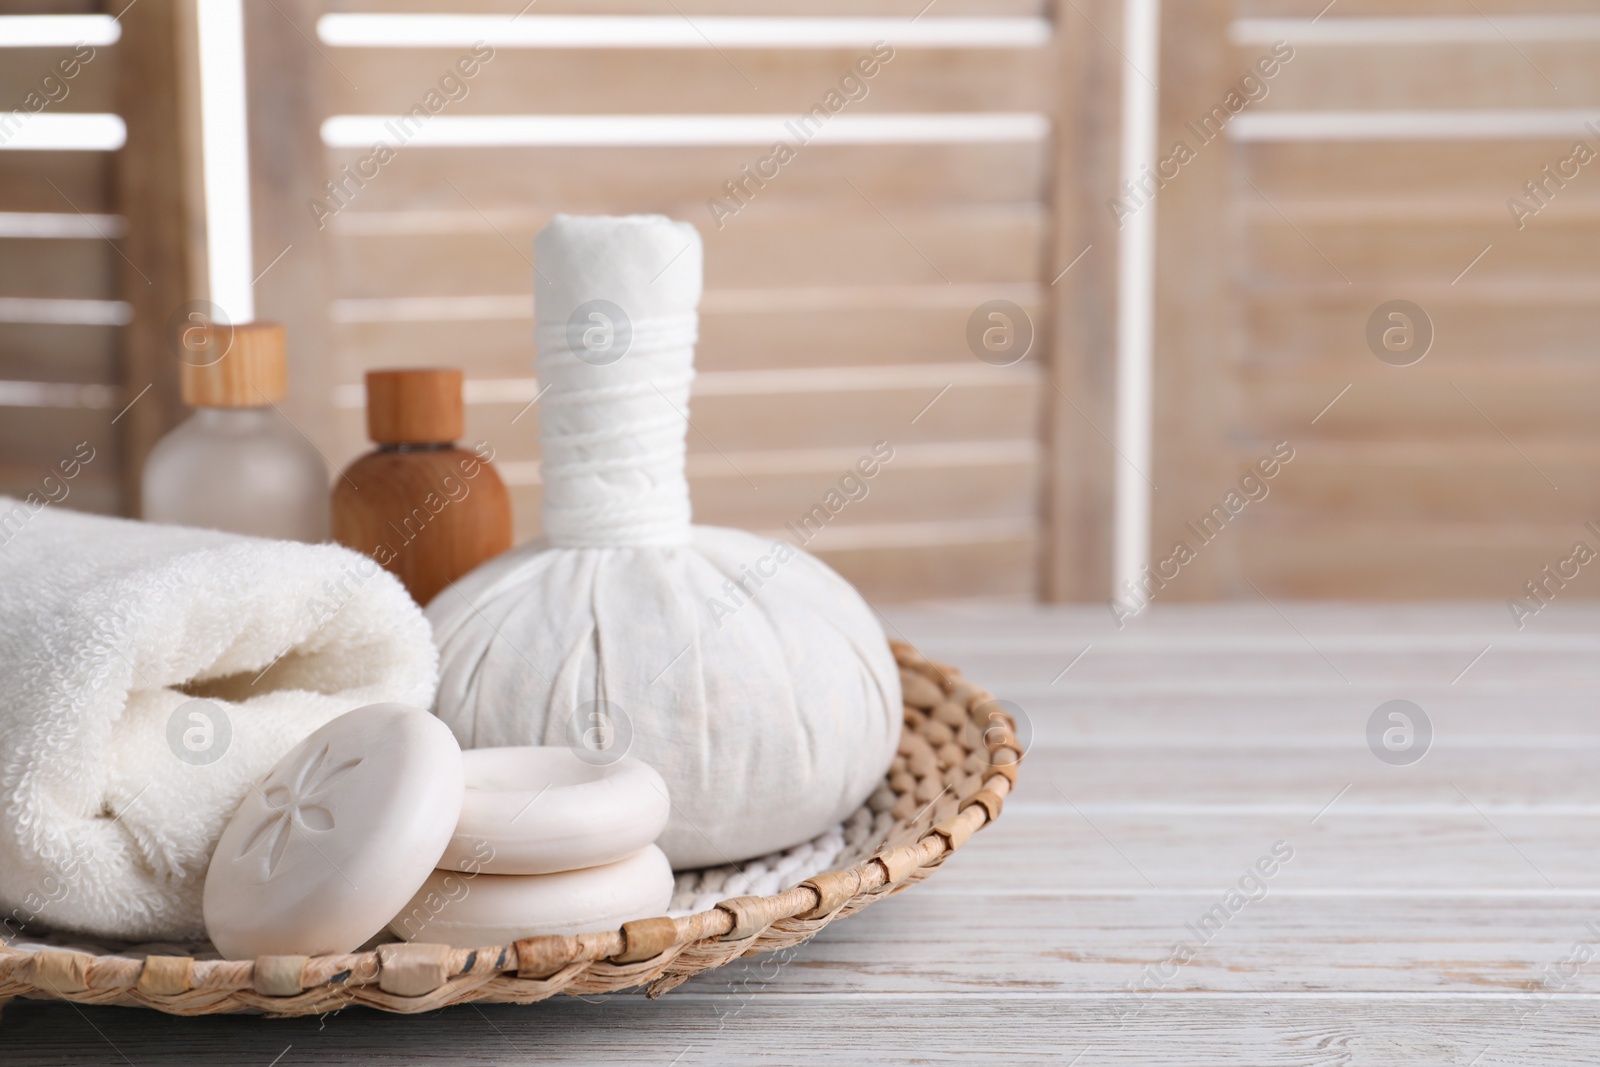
xmin=7 ymin=602 xmax=1598 ymax=1064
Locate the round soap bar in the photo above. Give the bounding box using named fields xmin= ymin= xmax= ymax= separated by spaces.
xmin=203 ymin=704 xmax=464 ymax=960
xmin=438 ymin=747 xmax=671 ymax=875
xmin=389 ymin=845 xmax=674 ymax=946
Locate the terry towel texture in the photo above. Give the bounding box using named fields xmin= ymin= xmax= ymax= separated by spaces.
xmin=0 ymin=501 xmax=438 ymax=942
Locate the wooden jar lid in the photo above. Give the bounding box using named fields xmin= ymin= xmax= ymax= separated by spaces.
xmin=365 ymin=368 xmax=464 ymax=444
xmin=178 ymin=322 xmax=288 ymax=407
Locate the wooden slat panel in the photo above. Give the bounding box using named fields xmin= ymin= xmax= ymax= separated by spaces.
xmin=325 ymin=47 xmax=1052 ymax=115
xmin=0 ymin=322 xmax=116 ymax=384
xmin=1220 ymin=58 xmax=1600 ymax=599
xmin=0 ymin=152 xmax=109 ymax=213
xmin=325 ymin=379 xmax=1041 ymax=461
xmin=1241 ymin=218 xmax=1600 ymax=285
xmin=419 ymin=466 xmax=1038 ymax=600
xmin=1240 ymin=372 xmax=1600 ymax=440
xmin=335 ymin=299 xmax=1045 ymax=376
xmin=321 ymin=142 xmax=1047 ymax=213
xmin=812 ymin=534 xmax=1036 ymax=600
xmin=0 ymin=0 xmax=101 ymax=10
xmin=313 ymin=6 xmax=1055 ymax=604
xmin=245 ymin=0 xmax=341 ymax=461
xmin=328 ymin=1 xmax=1049 ymax=16
xmin=1151 ymin=0 xmax=1240 ymax=600
xmin=0 ymin=407 xmax=119 ymax=487
xmin=113 ymin=0 xmax=204 ymax=514
xmin=1236 ymin=446 xmax=1599 ymax=524
xmin=697 ymin=463 xmax=1038 ymax=528
xmin=489 ymin=459 xmax=1040 ymax=530
xmin=331 ymin=209 xmax=1045 ymax=295
xmin=527 ymin=380 xmax=1038 ymax=453
xmin=1042 ymin=0 xmax=1117 ymax=600
xmin=1236 ymin=518 xmax=1576 ymax=598
xmin=0 ymin=238 xmax=116 ymax=299
xmin=1237 ymin=41 xmax=1600 ymax=109
xmin=0 ymin=469 xmax=118 ymax=516
xmin=1244 ymin=295 xmax=1600 ymax=369
xmin=1242 ymin=140 xmax=1584 ymax=200
xmin=1240 ymin=0 xmax=1600 ymax=14
xmin=0 ymin=45 xmax=115 ymax=114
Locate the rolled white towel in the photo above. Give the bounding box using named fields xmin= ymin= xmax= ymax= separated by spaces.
xmin=0 ymin=499 xmax=438 ymax=942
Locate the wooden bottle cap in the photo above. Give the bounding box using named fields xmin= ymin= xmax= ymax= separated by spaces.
xmin=365 ymin=368 xmax=464 ymax=445
xmin=179 ymin=322 xmax=288 ymax=407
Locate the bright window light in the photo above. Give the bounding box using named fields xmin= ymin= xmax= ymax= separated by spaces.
xmin=1232 ymin=16 xmax=1600 ymax=44
xmin=320 ymin=113 xmax=1048 ymax=148
xmin=0 ymin=379 xmax=121 ymax=409
xmin=195 ymin=0 xmax=255 ymax=322
xmin=1114 ymin=0 xmax=1160 ymax=607
xmin=0 ymin=212 xmax=125 ymax=238
xmin=317 ymin=14 xmax=1050 ymax=49
xmin=0 ymin=113 xmax=125 ymax=151
xmin=1232 ymin=110 xmax=1600 ymax=141
xmin=0 ymin=297 xmax=132 ymax=327
xmin=0 ymin=15 xmax=120 ymax=48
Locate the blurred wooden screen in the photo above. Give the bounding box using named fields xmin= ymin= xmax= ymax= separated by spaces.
xmin=0 ymin=8 xmax=125 ymax=517
xmin=306 ymin=0 xmax=1061 ymax=602
xmin=0 ymin=2 xmax=234 ymax=528
xmin=14 ymin=2 xmax=1590 ymax=604
xmin=1153 ymin=0 xmax=1600 ymax=601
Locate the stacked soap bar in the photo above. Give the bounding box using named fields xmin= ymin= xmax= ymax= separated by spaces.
xmin=388 ymin=747 xmax=674 ymax=947
xmin=202 ymin=705 xmax=674 ymax=960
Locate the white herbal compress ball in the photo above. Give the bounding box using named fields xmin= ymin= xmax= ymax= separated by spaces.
xmin=427 ymin=214 xmax=901 ymax=868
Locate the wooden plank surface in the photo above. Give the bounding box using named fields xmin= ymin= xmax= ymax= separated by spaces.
xmin=6 ymin=997 xmax=1600 ymax=1066
xmin=7 ymin=602 xmax=1600 ymax=1063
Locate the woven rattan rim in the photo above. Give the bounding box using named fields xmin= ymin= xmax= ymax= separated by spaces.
xmin=0 ymin=641 xmax=1020 ymax=1016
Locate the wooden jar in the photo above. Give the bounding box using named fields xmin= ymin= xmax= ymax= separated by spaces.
xmin=332 ymin=368 xmax=512 ymax=605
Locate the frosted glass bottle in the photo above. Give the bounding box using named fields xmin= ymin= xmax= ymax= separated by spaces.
xmin=142 ymin=321 xmax=330 ymax=542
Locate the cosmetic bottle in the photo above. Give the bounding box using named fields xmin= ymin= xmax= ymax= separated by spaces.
xmin=332 ymin=368 xmax=512 ymax=605
xmin=141 ymin=322 xmax=330 ymax=541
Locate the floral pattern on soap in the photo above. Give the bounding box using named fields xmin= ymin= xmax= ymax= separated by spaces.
xmin=237 ymin=743 xmax=364 ymax=879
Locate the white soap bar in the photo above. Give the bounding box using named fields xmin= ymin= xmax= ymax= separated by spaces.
xmin=203 ymin=704 xmax=464 ymax=960
xmin=389 ymin=845 xmax=674 ymax=947
xmin=439 ymin=747 xmax=670 ymax=875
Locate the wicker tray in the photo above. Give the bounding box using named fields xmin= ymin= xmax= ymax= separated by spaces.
xmin=0 ymin=642 xmax=1020 ymax=1016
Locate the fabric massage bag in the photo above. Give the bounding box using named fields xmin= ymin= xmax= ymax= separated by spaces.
xmin=427 ymin=214 xmax=901 ymax=867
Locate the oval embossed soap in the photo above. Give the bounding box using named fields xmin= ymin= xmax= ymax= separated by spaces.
xmin=439 ymin=747 xmax=670 ymax=875
xmin=203 ymin=703 xmax=464 ymax=960
xmin=389 ymin=845 xmax=674 ymax=947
